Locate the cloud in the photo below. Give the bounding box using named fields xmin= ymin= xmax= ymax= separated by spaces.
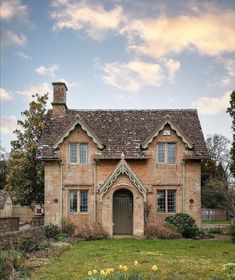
xmin=17 ymin=51 xmax=32 ymax=60
xmin=121 ymin=7 xmax=235 ymax=58
xmin=35 ymin=65 xmax=59 ymax=77
xmin=3 ymin=30 xmax=27 ymax=47
xmin=101 ymin=58 xmax=180 ymax=92
xmin=0 ymin=0 xmax=28 ymax=21
xmin=192 ymin=92 xmax=230 ymax=115
xmin=165 ymin=59 xmax=181 ymax=82
xmin=0 ymin=116 xmax=18 ymax=134
xmin=0 ymin=88 xmax=12 ymax=101
xmin=51 ymin=0 xmax=124 ymax=40
xmin=18 ymin=83 xmax=51 ymax=102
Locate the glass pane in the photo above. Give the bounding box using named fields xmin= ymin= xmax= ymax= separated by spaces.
xmin=80 ymin=144 xmax=88 ymax=164
xmin=80 ymin=191 xmax=88 ymax=212
xmin=70 ymin=143 xmax=77 ymax=163
xmin=167 ymin=143 xmax=176 ymax=164
xmin=168 ymin=190 xmax=176 ymax=212
xmin=157 ymin=190 xmax=166 ymax=212
xmin=69 ymin=191 xmax=77 ymax=212
xmin=157 ymin=143 xmax=165 ymax=163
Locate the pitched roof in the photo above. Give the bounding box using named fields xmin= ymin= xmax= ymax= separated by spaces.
xmin=38 ymin=109 xmax=208 ymax=160
xmin=0 ymin=190 xmax=9 ymax=209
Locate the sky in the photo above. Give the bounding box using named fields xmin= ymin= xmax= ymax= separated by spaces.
xmin=0 ymin=0 xmax=235 ymax=152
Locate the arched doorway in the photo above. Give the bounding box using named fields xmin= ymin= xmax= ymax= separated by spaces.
xmin=113 ymin=189 xmax=133 ymax=235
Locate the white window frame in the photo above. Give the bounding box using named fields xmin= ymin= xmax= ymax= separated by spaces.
xmin=157 ymin=142 xmax=176 ymax=164
xmin=156 ymin=189 xmax=176 ymax=213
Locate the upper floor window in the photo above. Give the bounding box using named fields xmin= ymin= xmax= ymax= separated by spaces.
xmin=157 ymin=143 xmax=176 ymax=164
xmin=156 ymin=190 xmax=176 ymax=213
xmin=69 ymin=143 xmax=88 ymax=164
xmin=69 ymin=143 xmax=78 ymax=163
xmin=80 ymin=144 xmax=88 ymax=164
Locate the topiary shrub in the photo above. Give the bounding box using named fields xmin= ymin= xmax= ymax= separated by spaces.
xmin=230 ymin=223 xmax=235 ymax=243
xmin=45 ymin=223 xmax=61 ymax=239
xmin=165 ymin=213 xmax=199 ymax=238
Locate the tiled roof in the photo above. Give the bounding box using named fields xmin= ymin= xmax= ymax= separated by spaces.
xmin=0 ymin=190 xmax=9 ymax=209
xmin=38 ymin=109 xmax=208 ymax=160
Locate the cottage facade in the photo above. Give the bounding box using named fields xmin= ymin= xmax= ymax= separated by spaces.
xmin=39 ymin=82 xmax=208 ymax=236
xmin=0 ymin=190 xmax=12 ymax=218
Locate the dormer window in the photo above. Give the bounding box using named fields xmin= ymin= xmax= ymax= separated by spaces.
xmin=79 ymin=144 xmax=88 ymax=164
xmin=69 ymin=143 xmax=78 ymax=163
xmin=157 ymin=143 xmax=176 ymax=164
xmin=69 ymin=143 xmax=88 ymax=164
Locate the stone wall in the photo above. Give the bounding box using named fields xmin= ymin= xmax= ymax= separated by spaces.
xmin=0 ymin=226 xmax=45 ymax=249
xmin=31 ymin=216 xmax=44 ymax=227
xmin=0 ymin=217 xmax=19 ymax=234
xmin=12 ymin=205 xmax=33 ymax=223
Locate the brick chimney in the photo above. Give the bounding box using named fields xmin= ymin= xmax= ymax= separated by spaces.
xmin=51 ymin=82 xmax=68 ymax=118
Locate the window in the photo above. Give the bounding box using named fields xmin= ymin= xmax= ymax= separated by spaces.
xmin=69 ymin=143 xmax=78 ymax=163
xmin=80 ymin=191 xmax=88 ymax=212
xmin=79 ymin=144 xmax=88 ymax=164
xmin=157 ymin=190 xmax=176 ymax=213
xmin=157 ymin=143 xmax=176 ymax=164
xmin=69 ymin=191 xmax=77 ymax=212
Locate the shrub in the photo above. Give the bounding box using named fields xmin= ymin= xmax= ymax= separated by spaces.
xmin=0 ymin=249 xmax=28 ymax=279
xmin=15 ymin=237 xmax=39 ymax=253
xmin=55 ymin=232 xmax=69 ymax=242
xmin=165 ymin=213 xmax=199 ymax=238
xmin=74 ymin=223 xmax=108 ymax=240
xmin=45 ymin=223 xmax=61 ymax=239
xmin=145 ymin=223 xmax=181 ymax=239
xmin=230 ymin=223 xmax=235 ymax=243
xmin=208 ymin=227 xmax=223 ymax=234
xmin=62 ymin=220 xmax=76 ymax=236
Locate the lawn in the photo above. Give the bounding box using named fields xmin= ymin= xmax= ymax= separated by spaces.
xmin=33 ymin=239 xmax=235 ymax=280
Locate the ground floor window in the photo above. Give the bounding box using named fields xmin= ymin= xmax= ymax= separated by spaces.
xmin=156 ymin=190 xmax=176 ymax=213
xmin=69 ymin=190 xmax=88 ymax=213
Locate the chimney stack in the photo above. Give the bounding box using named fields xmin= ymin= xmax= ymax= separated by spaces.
xmin=51 ymin=82 xmax=68 ymax=118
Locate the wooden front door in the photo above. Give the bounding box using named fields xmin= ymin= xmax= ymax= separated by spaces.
xmin=113 ymin=189 xmax=133 ymax=235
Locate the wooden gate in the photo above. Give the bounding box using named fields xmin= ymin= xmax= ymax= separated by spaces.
xmin=113 ymin=189 xmax=133 ymax=235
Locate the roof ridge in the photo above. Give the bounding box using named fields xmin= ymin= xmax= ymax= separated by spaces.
xmin=67 ymin=109 xmax=198 ymax=112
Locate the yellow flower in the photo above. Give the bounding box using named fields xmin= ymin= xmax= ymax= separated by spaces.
xmin=88 ymin=271 xmax=93 ymax=276
xmin=100 ymin=270 xmax=105 ymax=275
xmin=92 ymin=269 xmax=97 ymax=274
xmin=119 ymin=264 xmax=123 ymax=270
xmin=134 ymin=260 xmax=139 ymax=266
xmin=152 ymin=265 xmax=158 ymax=272
xmin=122 ymin=265 xmax=128 ymax=271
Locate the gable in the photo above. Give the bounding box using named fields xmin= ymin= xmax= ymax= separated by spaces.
xmin=100 ymin=157 xmax=147 ymax=200
xmin=141 ymin=117 xmax=193 ymax=150
xmin=52 ymin=114 xmax=104 ymax=150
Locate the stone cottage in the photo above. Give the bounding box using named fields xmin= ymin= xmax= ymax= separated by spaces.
xmin=38 ymin=82 xmax=208 ymax=236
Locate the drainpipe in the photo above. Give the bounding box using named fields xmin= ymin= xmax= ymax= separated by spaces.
xmin=182 ymin=159 xmax=186 ymax=213
xmin=93 ymin=160 xmax=97 ymax=223
xmin=60 ymin=161 xmax=64 ymax=228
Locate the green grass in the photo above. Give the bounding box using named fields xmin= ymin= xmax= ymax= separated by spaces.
xmin=202 ymin=220 xmax=231 ymax=224
xmin=33 ymin=239 xmax=235 ymax=280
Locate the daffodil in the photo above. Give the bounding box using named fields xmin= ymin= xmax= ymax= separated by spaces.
xmin=152 ymin=265 xmax=158 ymax=272
xmin=134 ymin=260 xmax=139 ymax=266
xmin=92 ymin=269 xmax=97 ymax=274
xmin=87 ymin=270 xmax=93 ymax=276
xmin=100 ymin=270 xmax=105 ymax=275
